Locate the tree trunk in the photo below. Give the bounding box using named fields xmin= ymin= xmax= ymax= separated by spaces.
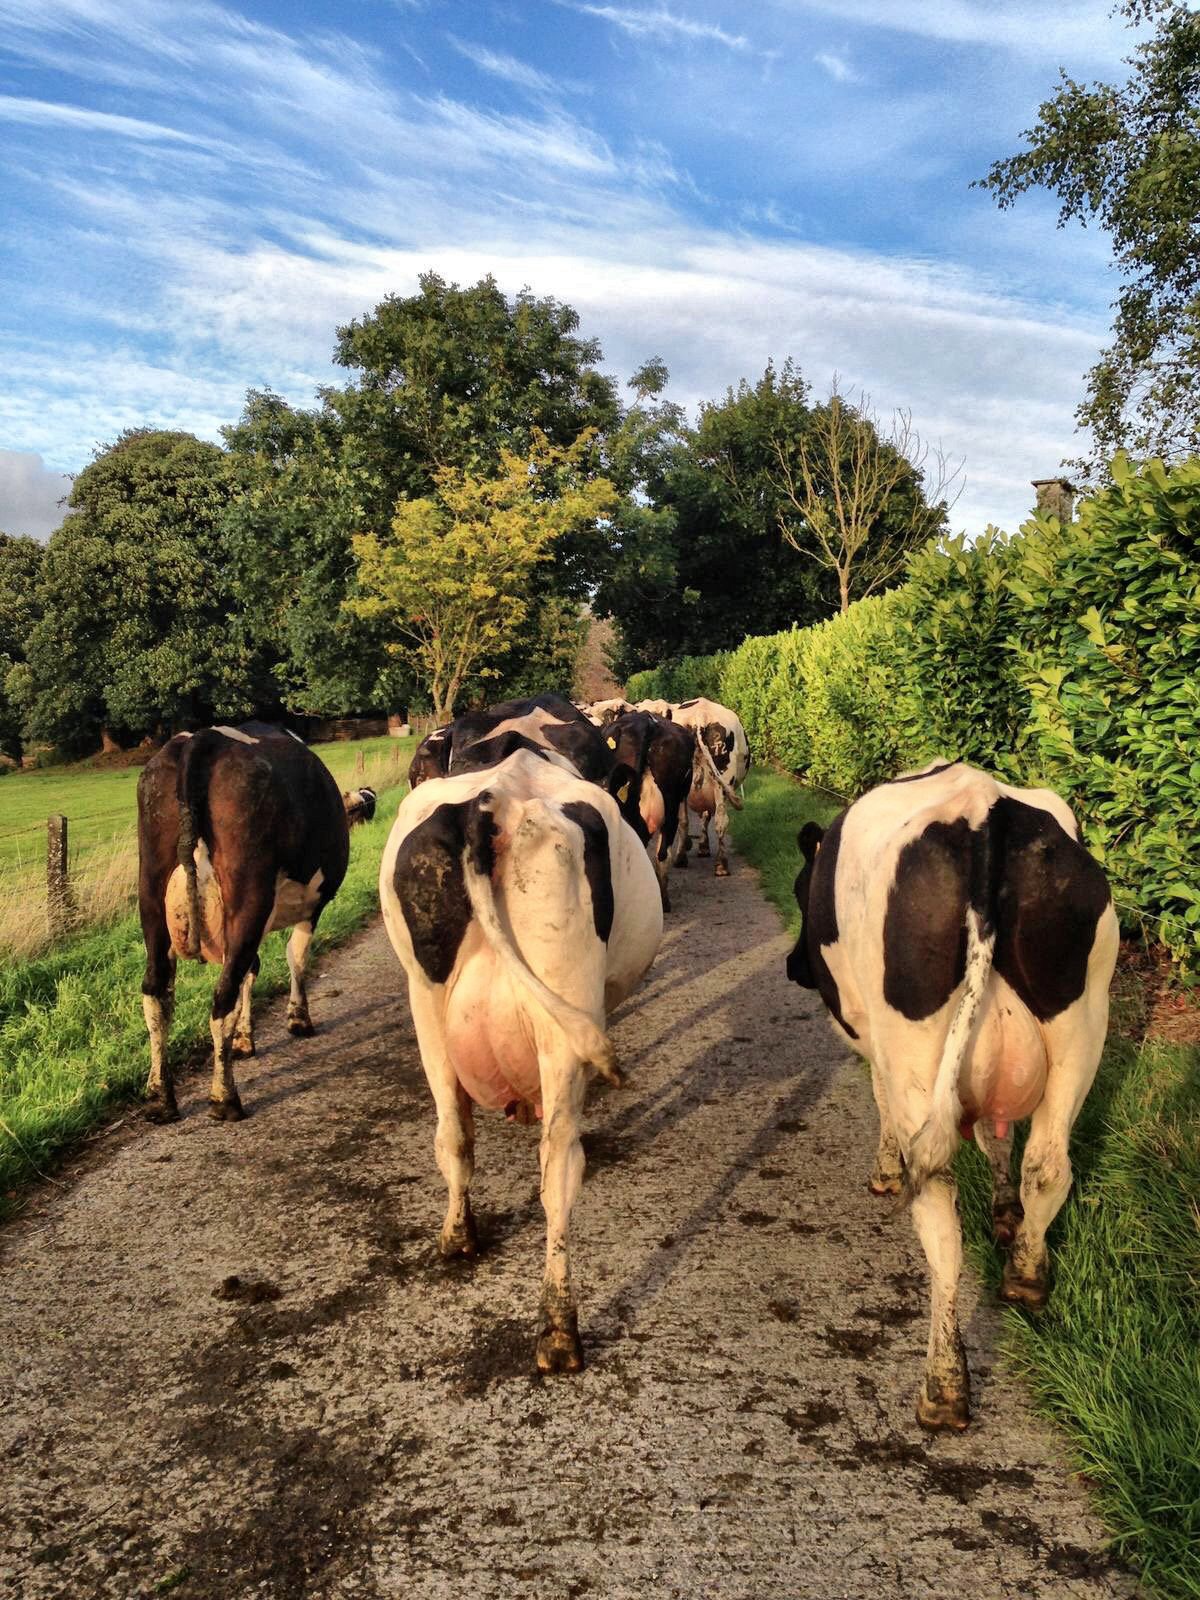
xmin=99 ymin=726 xmax=121 ymax=754
xmin=838 ymin=570 xmax=851 ymax=614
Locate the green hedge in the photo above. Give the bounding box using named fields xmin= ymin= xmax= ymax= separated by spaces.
xmin=631 ymin=456 xmax=1200 ymax=973
xmin=624 ymin=652 xmax=730 ymax=706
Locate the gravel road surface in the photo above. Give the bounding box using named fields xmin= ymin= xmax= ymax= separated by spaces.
xmin=0 ymin=846 xmax=1134 ymax=1599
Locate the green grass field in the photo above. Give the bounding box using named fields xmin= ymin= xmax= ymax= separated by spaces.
xmin=729 ymin=766 xmax=1200 ymax=1600
xmin=0 ymin=735 xmax=415 ymax=1213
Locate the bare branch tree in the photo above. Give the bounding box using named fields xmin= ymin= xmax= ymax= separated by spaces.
xmin=772 ymin=380 xmax=964 ymax=612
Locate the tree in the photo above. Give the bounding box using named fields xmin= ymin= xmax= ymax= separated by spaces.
xmin=768 ymin=382 xmax=960 ymax=612
xmin=17 ymin=431 xmax=257 ymax=753
xmin=979 ymin=1 xmax=1200 ymax=465
xmin=0 ymin=532 xmax=44 ymax=758
xmin=347 ymin=434 xmax=616 ymax=722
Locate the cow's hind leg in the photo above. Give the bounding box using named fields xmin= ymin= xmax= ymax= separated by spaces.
xmin=910 ymin=1173 xmax=970 ymax=1430
xmin=410 ymin=986 xmax=477 ymax=1257
xmin=209 ymin=892 xmax=272 ymax=1121
xmin=974 ymin=1123 xmax=1022 ymax=1246
xmin=868 ymin=1062 xmax=904 ymax=1196
xmin=536 ymin=1047 xmax=587 ymax=1374
xmin=712 ymin=788 xmax=731 ymax=877
xmin=141 ymin=917 xmax=178 ymax=1122
xmin=286 ymin=921 xmax=315 ymax=1036
xmin=231 ymin=955 xmax=259 ymax=1058
xmin=670 ymin=802 xmax=689 ymax=869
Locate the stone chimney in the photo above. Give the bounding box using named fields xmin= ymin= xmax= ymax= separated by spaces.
xmin=1031 ymin=476 xmax=1076 ymax=524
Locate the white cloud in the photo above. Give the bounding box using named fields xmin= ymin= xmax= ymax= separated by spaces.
xmin=0 ymin=451 xmax=73 ymax=541
xmin=814 ymin=49 xmax=863 ymax=83
xmin=0 ymin=94 xmax=215 ymax=145
xmin=567 ymin=3 xmax=752 ymax=51
xmin=448 ymin=37 xmax=564 ymax=97
xmin=785 ymin=0 xmax=1133 ymax=61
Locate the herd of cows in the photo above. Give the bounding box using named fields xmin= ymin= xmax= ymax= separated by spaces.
xmin=133 ymin=691 xmax=1117 ymax=1434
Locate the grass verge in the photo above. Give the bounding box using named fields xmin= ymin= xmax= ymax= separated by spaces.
xmin=0 ymin=756 xmax=412 ymax=1218
xmin=729 ymin=765 xmax=1200 ymax=1600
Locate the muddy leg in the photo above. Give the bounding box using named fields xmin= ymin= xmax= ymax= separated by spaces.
xmin=141 ymin=933 xmax=178 ymax=1123
xmin=868 ymin=1062 xmax=904 ymax=1195
xmin=696 ymin=811 xmax=712 ymax=858
xmin=536 ymin=1050 xmax=587 ymax=1374
xmin=974 ymin=1123 xmax=1022 ymax=1246
xmin=286 ymin=922 xmax=314 ymax=1036
xmin=910 ymin=1173 xmax=970 ymax=1431
xmin=652 ymin=838 xmax=671 ymax=913
xmin=712 ymin=788 xmax=730 ymax=877
xmin=670 ymin=802 xmax=689 ymax=869
xmin=208 ymin=895 xmax=271 ymax=1121
xmin=231 ymin=957 xmax=258 ymax=1058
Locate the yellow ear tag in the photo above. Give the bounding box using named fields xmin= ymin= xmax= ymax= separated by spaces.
xmin=617 ymin=783 xmax=630 ymax=803
xmin=607 ymin=737 xmax=617 ymax=748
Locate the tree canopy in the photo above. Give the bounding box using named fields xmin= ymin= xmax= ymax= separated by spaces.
xmin=979 ymin=0 xmax=1200 ymax=466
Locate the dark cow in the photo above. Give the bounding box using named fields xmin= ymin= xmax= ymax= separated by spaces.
xmin=408 ymin=726 xmax=452 ymax=789
xmin=605 ymin=710 xmax=695 ymax=910
xmin=786 ymin=760 xmax=1118 ymax=1431
xmin=380 ymin=749 xmax=663 ymax=1373
xmin=672 ymin=697 xmax=750 ymax=877
xmin=137 ymin=723 xmax=350 ymax=1122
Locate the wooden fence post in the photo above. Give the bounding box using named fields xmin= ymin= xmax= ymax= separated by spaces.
xmin=355 ymin=749 xmax=365 ymax=776
xmin=47 ymin=814 xmax=76 ymax=937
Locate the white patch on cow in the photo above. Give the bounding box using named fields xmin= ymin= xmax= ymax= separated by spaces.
xmin=266 ymin=867 xmax=324 ymax=933
xmin=212 ymin=725 xmax=258 ymax=744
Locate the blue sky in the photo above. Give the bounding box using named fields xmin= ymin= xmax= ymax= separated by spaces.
xmin=0 ymin=0 xmax=1136 ymax=538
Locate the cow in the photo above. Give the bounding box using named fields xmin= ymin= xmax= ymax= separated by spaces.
xmin=342 ymin=785 xmax=377 ymax=827
xmin=605 ymin=710 xmax=695 ymax=911
xmin=671 ymin=697 xmax=750 ymax=877
xmin=380 ymin=748 xmax=663 ymax=1374
xmin=632 ymin=698 xmax=673 ymax=719
xmin=580 ymin=697 xmax=633 ymax=727
xmin=408 ymin=726 xmax=452 ymax=789
xmin=136 ymin=723 xmax=350 ymax=1123
xmin=785 ymin=760 xmax=1118 ymax=1431
xmin=449 ymin=693 xmax=617 ymax=785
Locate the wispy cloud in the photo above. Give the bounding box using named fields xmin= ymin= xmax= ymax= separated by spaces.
xmin=787 ymin=0 xmax=1132 ymax=61
xmin=0 ymin=94 xmax=216 ymax=146
xmin=814 ymin=49 xmax=862 ymax=84
xmin=448 ymin=36 xmax=563 ymax=97
xmin=568 ymin=4 xmax=752 ymax=51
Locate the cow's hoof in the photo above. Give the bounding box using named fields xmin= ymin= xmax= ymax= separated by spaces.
xmin=1000 ymin=1262 xmax=1048 ymax=1311
xmin=208 ymin=1097 xmax=245 ymax=1123
xmin=714 ymin=860 xmax=730 ymax=878
xmin=439 ymin=1209 xmax=478 ymax=1259
xmin=697 ymin=844 xmax=711 ymax=859
xmin=142 ymin=1095 xmax=179 ymax=1125
xmin=992 ymin=1200 xmax=1024 ymax=1249
xmin=868 ymin=1171 xmax=904 ymax=1197
xmin=536 ymin=1324 xmax=584 ymax=1375
xmin=231 ymin=1037 xmax=255 ymax=1059
xmin=916 ymin=1386 xmax=970 ymax=1432
xmin=675 ymin=855 xmax=688 ymax=870
xmin=287 ymin=1017 xmax=314 ymax=1038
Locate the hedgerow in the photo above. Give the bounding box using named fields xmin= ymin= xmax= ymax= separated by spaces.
xmin=628 ymin=456 xmax=1200 ymax=973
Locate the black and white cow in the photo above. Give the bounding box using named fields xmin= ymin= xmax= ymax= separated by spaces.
xmin=605 ymin=710 xmax=695 ymax=911
xmin=671 ymin=697 xmax=750 ymax=877
xmin=137 ymin=723 xmax=350 ymax=1122
xmin=786 ymin=760 xmax=1118 ymax=1431
xmin=381 ymin=748 xmax=663 ymax=1373
xmin=408 ymin=726 xmax=452 ymax=789
xmin=580 ymin=697 xmax=633 ymax=727
xmin=342 ymin=785 xmax=377 ymax=827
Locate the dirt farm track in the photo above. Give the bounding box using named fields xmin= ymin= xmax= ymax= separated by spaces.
xmin=0 ymin=847 xmax=1136 ymax=1600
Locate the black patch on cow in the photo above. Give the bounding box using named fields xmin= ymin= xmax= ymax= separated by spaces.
xmin=466 ymin=792 xmax=500 ymax=879
xmin=561 ymin=801 xmax=614 ymax=943
xmin=448 ymin=693 xmax=615 ymax=785
xmin=990 ymin=797 xmax=1110 ymax=1021
xmin=702 ymin=722 xmax=734 ymax=773
xmin=882 ymin=817 xmax=974 ymax=1020
xmin=452 ymin=732 xmax=551 ymax=774
xmin=393 ymin=803 xmax=472 ymax=984
xmin=787 ymin=812 xmax=858 ymax=1039
xmin=889 ymin=762 xmax=954 ymax=785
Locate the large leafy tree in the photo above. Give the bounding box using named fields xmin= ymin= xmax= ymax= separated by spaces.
xmin=979 ymin=0 xmax=1200 ymax=465
xmin=16 ymin=431 xmax=258 ymax=753
xmin=347 ymin=434 xmax=617 ymax=721
xmin=0 ymin=532 xmax=44 ymax=758
xmin=226 ymin=273 xmax=626 ymax=712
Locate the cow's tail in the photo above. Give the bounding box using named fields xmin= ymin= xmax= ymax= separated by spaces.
xmin=693 ymin=734 xmax=744 ymax=811
xmin=460 ymin=792 xmax=619 ymax=1083
xmin=174 ymin=729 xmax=222 ymax=960
xmin=905 ymin=819 xmax=997 ymax=1195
